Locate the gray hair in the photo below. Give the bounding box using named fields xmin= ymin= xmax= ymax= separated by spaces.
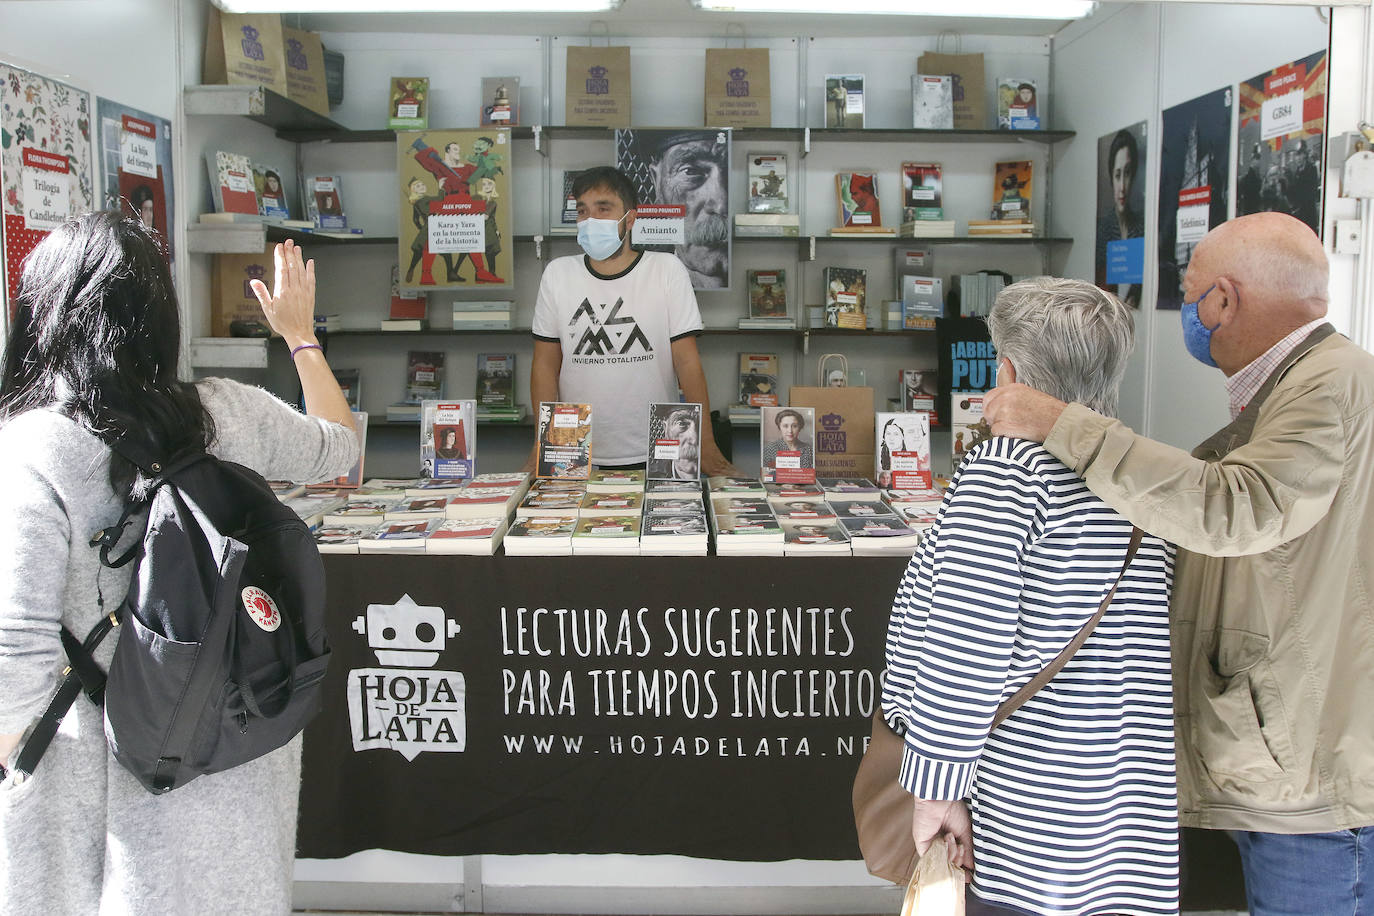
xmin=988 ymin=277 xmax=1134 ymax=417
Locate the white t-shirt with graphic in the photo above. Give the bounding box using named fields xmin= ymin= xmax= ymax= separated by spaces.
xmin=533 ymin=251 xmax=704 ymax=465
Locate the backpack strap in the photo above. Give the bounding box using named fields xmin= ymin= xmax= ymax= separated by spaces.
xmin=5 ymin=614 xmax=119 ymax=783
xmin=89 ymin=442 xmax=208 ymax=570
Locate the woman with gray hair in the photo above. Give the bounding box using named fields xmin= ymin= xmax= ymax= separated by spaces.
xmin=880 ymin=278 xmax=1179 ymax=915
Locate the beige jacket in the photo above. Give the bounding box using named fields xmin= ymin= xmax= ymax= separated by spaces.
xmin=1044 ymin=326 xmax=1374 ymax=832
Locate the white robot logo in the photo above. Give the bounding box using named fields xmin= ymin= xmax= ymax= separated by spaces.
xmin=347 ymin=594 xmax=467 ymax=760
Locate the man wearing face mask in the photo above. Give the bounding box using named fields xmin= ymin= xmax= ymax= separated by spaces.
xmin=983 ymin=212 xmax=1374 ymax=916
xmin=528 ymin=166 xmax=735 ymax=475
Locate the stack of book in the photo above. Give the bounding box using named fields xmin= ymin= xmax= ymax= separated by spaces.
xmin=829 ymin=226 xmax=896 ymax=238
xmin=738 ymin=316 xmax=796 ymax=330
xmin=425 ymin=517 xmax=509 ymax=555
xmin=708 ymin=477 xmax=783 ymax=556
xmin=640 ymin=487 xmax=708 ymax=556
xmin=967 ymin=219 xmax=1036 ymax=237
xmin=476 ymin=404 xmax=527 ymax=423
xmin=451 ymin=300 xmax=512 ymax=330
xmin=727 ymin=406 xmax=762 ymax=425
xmin=898 ymin=220 xmax=956 ymax=238
xmin=504 ymin=517 xmax=577 ymax=555
xmin=571 ymin=516 xmax=642 ymax=555
xmin=733 ymin=213 xmax=801 ymax=237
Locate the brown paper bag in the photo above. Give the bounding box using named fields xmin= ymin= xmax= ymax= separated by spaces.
xmin=789 ymin=385 xmax=876 ymax=479
xmin=203 ymin=8 xmax=288 ymax=96
xmin=566 ymin=45 xmax=631 ymax=127
xmin=900 ymin=839 xmax=967 ymax=916
xmin=282 ymin=26 xmax=330 ymax=117
xmin=705 ymin=48 xmax=770 ymax=128
xmin=916 ymin=51 xmax=986 ymax=130
xmin=211 ymin=249 xmax=274 ymax=337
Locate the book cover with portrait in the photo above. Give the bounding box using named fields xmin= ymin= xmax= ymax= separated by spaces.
xmin=421 ymin=400 xmax=475 ymax=480
xmin=536 ymin=402 xmax=593 ymax=480
xmin=646 ymin=402 xmax=703 ymax=482
xmin=824 ymin=74 xmax=865 ymax=129
xmin=252 ymin=161 xmax=290 ymax=219
xmin=305 ymin=174 xmax=347 ymax=229
xmin=759 ymin=405 xmax=817 ymax=485
xmin=875 ymin=411 xmax=933 ymax=491
xmin=616 ymin=127 xmax=731 ymax=290
xmin=97 ymin=98 xmax=174 ymax=267
xmin=835 ymin=172 xmax=881 ymax=228
xmin=997 ymin=78 xmax=1040 ymax=130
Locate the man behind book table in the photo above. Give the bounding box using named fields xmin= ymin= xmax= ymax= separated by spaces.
xmin=524 ymin=166 xmax=736 ymax=475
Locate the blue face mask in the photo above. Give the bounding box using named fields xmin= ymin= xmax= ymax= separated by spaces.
xmin=577 ymin=212 xmax=628 ymax=261
xmin=1181 ymin=284 xmax=1220 ymax=368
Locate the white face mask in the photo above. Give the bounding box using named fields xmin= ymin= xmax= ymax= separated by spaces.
xmin=577 ymin=212 xmax=628 ymax=261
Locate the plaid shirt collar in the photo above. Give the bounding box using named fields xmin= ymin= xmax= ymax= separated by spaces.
xmin=1225 ymin=318 xmax=1328 ymax=420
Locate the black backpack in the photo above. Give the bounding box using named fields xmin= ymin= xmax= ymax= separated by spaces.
xmin=7 ymin=438 xmax=331 ymax=793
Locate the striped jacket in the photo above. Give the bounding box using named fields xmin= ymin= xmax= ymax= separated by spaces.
xmin=882 ymin=437 xmax=1178 ymax=916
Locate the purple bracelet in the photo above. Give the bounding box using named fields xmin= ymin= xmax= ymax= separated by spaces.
xmin=290 ymin=343 xmax=323 ymax=359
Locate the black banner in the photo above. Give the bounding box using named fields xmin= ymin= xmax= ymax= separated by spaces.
xmin=298 ymin=556 xmax=908 ymax=860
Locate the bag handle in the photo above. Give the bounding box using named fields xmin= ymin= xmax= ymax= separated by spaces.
xmin=817 ymin=353 xmax=848 ymax=386
xmin=990 ymin=527 xmax=1143 ymax=729
xmin=935 ymin=30 xmax=962 ymax=55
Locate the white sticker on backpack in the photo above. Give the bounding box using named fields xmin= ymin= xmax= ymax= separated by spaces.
xmin=242 ymin=587 xmax=281 ymax=632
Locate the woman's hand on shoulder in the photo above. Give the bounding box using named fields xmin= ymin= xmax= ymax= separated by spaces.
xmin=250 ymin=240 xmax=318 ymax=350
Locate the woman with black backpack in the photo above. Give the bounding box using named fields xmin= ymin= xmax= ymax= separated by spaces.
xmin=0 ymin=213 xmax=357 ymax=915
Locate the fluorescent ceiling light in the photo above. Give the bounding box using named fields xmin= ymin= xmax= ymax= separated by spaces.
xmin=214 ymin=0 xmax=622 ymax=11
xmin=691 ymin=0 xmax=1094 ymax=17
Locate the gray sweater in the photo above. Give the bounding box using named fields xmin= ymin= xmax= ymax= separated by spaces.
xmin=0 ymin=378 xmax=358 ymax=916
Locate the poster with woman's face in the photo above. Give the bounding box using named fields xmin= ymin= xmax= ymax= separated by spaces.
xmin=1095 ymin=121 xmax=1148 ymax=309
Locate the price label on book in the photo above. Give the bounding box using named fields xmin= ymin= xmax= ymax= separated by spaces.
xmin=1176 ymin=186 xmax=1211 ymax=244
xmin=631 ymin=204 xmax=686 ymax=245
xmin=553 ymin=407 xmax=581 ymax=428
xmin=654 ymin=438 xmax=681 ymax=460
xmin=891 ymin=450 xmax=922 ymax=472
xmin=598 ymin=499 xmax=630 ymax=508
xmin=1262 ymin=88 xmax=1304 ymax=141
xmin=429 ymin=209 xmax=486 ymax=254
xmin=775 ymin=451 xmax=801 ymax=470
xmin=845 ymin=89 xmax=864 ymax=114
xmin=592 ymin=525 xmax=625 ymax=534
xmin=20 ymin=147 xmax=71 ymax=231
xmin=119 ymin=116 xmax=158 ymax=179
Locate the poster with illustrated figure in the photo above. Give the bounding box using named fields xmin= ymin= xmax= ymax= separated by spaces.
xmin=1158 ymin=87 xmax=1232 ymax=311
xmin=396 ymin=128 xmax=512 ymax=291
xmin=1237 ymin=50 xmax=1326 ymax=237
xmin=97 ymin=97 xmax=174 ymax=268
xmin=1 ymin=63 xmax=94 ymax=316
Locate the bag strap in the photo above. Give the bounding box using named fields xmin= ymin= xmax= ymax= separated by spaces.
xmin=5 ymin=614 xmax=120 ymax=782
xmin=990 ymin=527 xmax=1143 ymax=730
xmin=89 ymin=446 xmax=208 ymax=570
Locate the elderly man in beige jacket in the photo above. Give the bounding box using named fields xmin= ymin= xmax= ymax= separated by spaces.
xmin=985 ymin=212 xmax=1374 ymax=915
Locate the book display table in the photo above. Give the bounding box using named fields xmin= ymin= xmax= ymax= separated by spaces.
xmin=299 ymin=554 xmax=904 ymax=861
xmin=297 ymin=554 xmax=1246 ymax=909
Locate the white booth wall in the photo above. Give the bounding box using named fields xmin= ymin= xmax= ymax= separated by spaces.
xmin=1050 ymin=2 xmax=1351 ymax=450
xmin=0 ymin=0 xmax=1368 ymax=912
